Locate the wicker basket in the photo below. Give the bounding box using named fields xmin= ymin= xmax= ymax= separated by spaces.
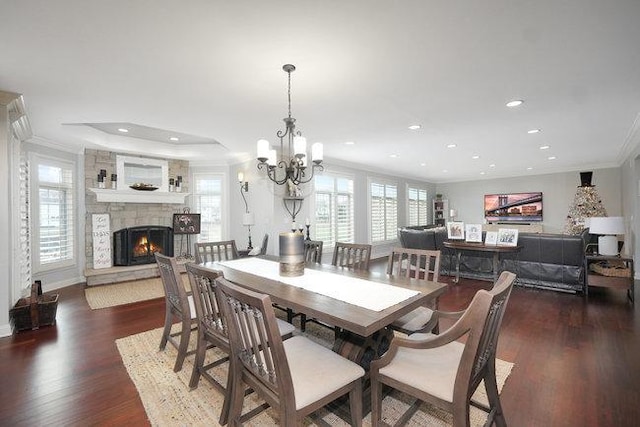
xmin=590 ymin=261 xmax=631 ymax=278
xmin=9 ymin=282 xmax=59 ymax=333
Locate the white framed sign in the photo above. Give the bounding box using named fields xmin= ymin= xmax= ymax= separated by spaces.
xmin=92 ymin=213 xmax=112 ymax=269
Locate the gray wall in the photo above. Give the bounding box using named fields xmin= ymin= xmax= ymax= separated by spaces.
xmin=436 ymin=168 xmax=622 ymax=235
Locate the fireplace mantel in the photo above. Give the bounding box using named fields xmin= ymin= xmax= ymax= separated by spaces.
xmin=89 ymin=188 xmax=189 ymax=204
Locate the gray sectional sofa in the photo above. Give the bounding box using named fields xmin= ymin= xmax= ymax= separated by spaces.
xmin=398 ymin=227 xmax=589 ymax=293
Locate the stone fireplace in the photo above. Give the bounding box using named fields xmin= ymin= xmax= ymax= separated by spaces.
xmin=113 ymin=226 xmax=173 ymax=266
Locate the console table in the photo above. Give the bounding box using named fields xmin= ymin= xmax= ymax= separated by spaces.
xmin=442 ymin=241 xmax=521 ymax=283
xmin=585 ymin=255 xmax=634 ymax=303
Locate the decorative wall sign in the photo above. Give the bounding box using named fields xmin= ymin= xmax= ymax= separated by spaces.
xmin=173 ymin=212 xmax=201 ymax=235
xmin=92 ymin=213 xmax=112 ymax=269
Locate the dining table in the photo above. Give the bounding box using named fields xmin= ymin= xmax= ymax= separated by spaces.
xmin=201 ymin=255 xmax=448 ymax=370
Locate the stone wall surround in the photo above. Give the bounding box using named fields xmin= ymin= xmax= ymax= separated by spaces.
xmin=84 ymin=149 xmax=189 ymax=282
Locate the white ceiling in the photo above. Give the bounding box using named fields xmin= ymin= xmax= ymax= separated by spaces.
xmin=2 ymin=0 xmax=639 ymax=183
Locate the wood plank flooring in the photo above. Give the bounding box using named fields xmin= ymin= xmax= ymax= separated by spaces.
xmin=1 ymin=261 xmax=638 ymax=426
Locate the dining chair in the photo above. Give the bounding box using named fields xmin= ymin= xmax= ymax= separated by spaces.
xmin=370 ymin=271 xmax=516 ymax=427
xmin=214 ymin=277 xmax=365 ymax=426
xmin=194 ymin=240 xmax=239 ymax=264
xmin=304 ymin=239 xmax=323 ymax=264
xmin=387 ymin=247 xmax=443 ymax=335
xmin=185 ymin=263 xmax=296 ymax=425
xmin=155 ymin=253 xmax=196 ymax=372
xmin=332 ymin=242 xmax=372 ymax=271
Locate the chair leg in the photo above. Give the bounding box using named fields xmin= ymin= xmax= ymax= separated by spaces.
xmin=300 ymin=314 xmax=307 ymax=332
xmin=173 ymin=317 xmax=191 ymax=372
xmin=226 ymin=366 xmax=246 ymax=427
xmin=159 ymin=306 xmax=172 ymax=350
xmin=349 ymin=380 xmax=363 ymax=427
xmin=188 ymin=331 xmax=206 ymax=389
xmin=370 ymin=374 xmax=382 ymax=427
xmin=286 ymin=308 xmax=294 ymax=324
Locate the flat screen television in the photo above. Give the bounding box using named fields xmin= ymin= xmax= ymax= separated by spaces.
xmin=484 ymin=192 xmax=543 ymax=223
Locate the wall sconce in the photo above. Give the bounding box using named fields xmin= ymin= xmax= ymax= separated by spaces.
xmin=238 ymin=172 xmax=248 ymax=192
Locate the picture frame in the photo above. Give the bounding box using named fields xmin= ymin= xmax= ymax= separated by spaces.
xmin=465 ymin=224 xmax=483 ymax=243
xmin=484 ymin=231 xmax=498 ymax=246
xmin=172 ymin=213 xmax=201 ymax=235
xmin=497 ymin=228 xmax=519 ymax=246
xmin=447 ymin=221 xmax=465 ymax=240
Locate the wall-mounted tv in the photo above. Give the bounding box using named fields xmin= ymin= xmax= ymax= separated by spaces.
xmin=484 ymin=192 xmax=543 ymax=223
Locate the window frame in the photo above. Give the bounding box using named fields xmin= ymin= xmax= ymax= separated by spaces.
xmin=191 ymin=172 xmax=225 ymax=243
xmin=311 ymin=172 xmax=355 ymax=250
xmin=368 ymin=177 xmax=399 ymax=244
xmin=406 ymin=184 xmax=429 ymax=227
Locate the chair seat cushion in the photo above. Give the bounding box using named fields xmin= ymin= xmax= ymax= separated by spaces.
xmin=275 ymin=318 xmax=296 ymax=337
xmin=392 ymin=306 xmax=434 ymax=332
xmin=187 ymin=295 xmax=197 ymax=319
xmin=283 ymin=336 xmax=365 ymax=410
xmin=378 ymin=333 xmax=464 ymax=403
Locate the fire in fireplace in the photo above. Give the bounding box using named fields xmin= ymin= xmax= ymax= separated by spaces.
xmin=113 ymin=226 xmax=173 ymax=266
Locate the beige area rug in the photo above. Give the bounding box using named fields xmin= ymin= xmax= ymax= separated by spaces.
xmin=85 ymin=275 xmax=188 ymax=309
xmin=116 ymin=326 xmax=514 ymax=426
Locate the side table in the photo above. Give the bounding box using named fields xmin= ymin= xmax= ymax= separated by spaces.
xmin=585 ymin=255 xmax=634 ymax=303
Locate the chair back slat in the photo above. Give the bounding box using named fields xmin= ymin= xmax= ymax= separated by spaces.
xmin=304 ymin=240 xmax=323 ymax=264
xmin=215 ymin=277 xmax=293 ymax=399
xmin=185 ymin=263 xmax=227 ymax=342
xmin=194 ymin=240 xmax=239 ymax=264
xmin=387 ymin=247 xmax=441 ymax=282
xmin=332 ymin=242 xmax=372 ymax=271
xmin=155 ymin=253 xmax=188 ymax=314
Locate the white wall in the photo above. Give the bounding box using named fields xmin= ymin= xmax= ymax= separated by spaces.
xmin=436 ymin=168 xmax=622 ymax=234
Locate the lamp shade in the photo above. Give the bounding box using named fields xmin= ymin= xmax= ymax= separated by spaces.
xmin=449 ymin=209 xmax=457 ymax=218
xmin=242 ymin=212 xmax=255 ymax=226
xmin=589 ymin=217 xmax=624 ymax=235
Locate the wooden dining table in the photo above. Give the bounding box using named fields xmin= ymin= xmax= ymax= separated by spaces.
xmin=201 ymin=256 xmax=448 ymax=370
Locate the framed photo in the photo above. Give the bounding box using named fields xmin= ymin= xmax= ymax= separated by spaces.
xmin=484 ymin=231 xmax=498 ymax=246
xmin=497 ymin=228 xmax=519 ymax=246
xmin=447 ymin=221 xmax=465 ymax=240
xmin=172 ymin=213 xmax=201 ymax=235
xmin=465 ymin=224 xmax=482 ymax=243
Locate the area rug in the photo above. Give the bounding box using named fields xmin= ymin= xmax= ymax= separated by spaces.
xmin=85 ymin=275 xmax=188 ymax=309
xmin=116 ymin=326 xmax=514 ymax=426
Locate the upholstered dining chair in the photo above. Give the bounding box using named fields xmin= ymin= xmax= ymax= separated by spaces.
xmin=387 ymin=247 xmax=443 ymax=335
xmin=370 ymin=271 xmax=516 ymax=427
xmin=194 ymin=240 xmax=239 ymax=264
xmin=214 ymin=277 xmax=365 ymax=427
xmin=332 ymin=242 xmax=372 ymax=271
xmin=155 ymin=253 xmax=196 ymax=372
xmin=185 ymin=263 xmax=296 ymax=425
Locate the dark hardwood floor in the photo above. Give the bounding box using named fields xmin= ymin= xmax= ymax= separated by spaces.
xmin=1 ymin=260 xmax=638 ymax=426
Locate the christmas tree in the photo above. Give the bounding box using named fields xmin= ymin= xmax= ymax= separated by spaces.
xmin=564 ymin=173 xmax=607 ymax=234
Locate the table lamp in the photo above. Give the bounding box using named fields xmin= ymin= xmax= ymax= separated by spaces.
xmin=242 ymin=212 xmax=255 ymax=250
xmin=589 ymin=216 xmax=624 ymax=256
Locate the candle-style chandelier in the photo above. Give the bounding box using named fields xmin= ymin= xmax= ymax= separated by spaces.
xmin=256 ymin=64 xmax=323 ymax=186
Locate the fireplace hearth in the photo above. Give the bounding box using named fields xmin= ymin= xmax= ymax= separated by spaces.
xmin=113 ymin=226 xmax=173 ymax=266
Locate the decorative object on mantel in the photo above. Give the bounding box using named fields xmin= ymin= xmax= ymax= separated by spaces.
xmin=564 ymin=171 xmax=607 ymax=234
xmin=129 ymin=183 xmax=159 ymax=191
xmin=256 ymin=64 xmax=324 ymax=187
xmin=279 ymin=231 xmax=304 ymax=277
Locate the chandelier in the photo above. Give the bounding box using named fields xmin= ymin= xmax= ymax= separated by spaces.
xmin=256 ymin=64 xmax=323 ymax=186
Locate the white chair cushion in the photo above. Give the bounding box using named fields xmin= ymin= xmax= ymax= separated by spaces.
xmin=187 ymin=295 xmax=197 ymax=319
xmin=378 ymin=333 xmax=464 ymax=403
xmin=283 ymin=336 xmax=365 ymax=410
xmin=275 ymin=318 xmax=296 ymax=337
xmin=392 ymin=306 xmax=434 ymax=332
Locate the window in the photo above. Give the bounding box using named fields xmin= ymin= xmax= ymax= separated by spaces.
xmin=314 ymin=174 xmax=354 ymax=248
xmin=370 ymin=180 xmax=398 ymax=242
xmin=34 ymin=157 xmax=75 ymax=270
xmin=193 ymin=173 xmax=223 ymax=242
xmin=407 ymin=186 xmax=428 ymax=226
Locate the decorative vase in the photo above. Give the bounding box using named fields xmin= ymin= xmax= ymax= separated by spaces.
xmin=279 ymin=232 xmax=304 ymax=277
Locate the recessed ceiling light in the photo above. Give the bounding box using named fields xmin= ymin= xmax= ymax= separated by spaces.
xmin=539 ymin=145 xmax=550 ymax=150
xmin=527 ymin=167 xmax=533 ymax=170
xmin=344 ymin=141 xmax=355 ymax=145
xmin=480 ymin=171 xmax=486 ymax=175
xmin=420 ymin=162 xmax=426 ymax=167
xmin=472 ymin=155 xmax=480 ymax=160
xmin=169 ymin=137 xmax=179 ymax=141
xmin=548 ymin=156 xmax=557 ymax=160
xmin=446 ymin=143 xmax=457 ymax=148
xmin=117 ymin=128 xmax=129 ymax=133
xmin=442 ymin=169 xmax=448 ymax=173
xmin=390 ymin=154 xmax=399 ymax=158
xmin=408 ymin=125 xmax=421 ymax=130
xmin=527 ymin=129 xmax=541 ymax=134
xmin=489 ymin=164 xmax=496 ymax=168
xmin=506 ymin=100 xmax=524 ymax=107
